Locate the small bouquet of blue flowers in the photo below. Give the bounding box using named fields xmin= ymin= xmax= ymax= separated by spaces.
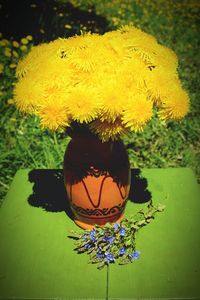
xmin=69 ymin=203 xmax=165 ymax=269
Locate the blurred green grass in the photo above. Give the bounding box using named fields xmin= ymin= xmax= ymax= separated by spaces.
xmin=0 ymin=0 xmax=199 ymax=204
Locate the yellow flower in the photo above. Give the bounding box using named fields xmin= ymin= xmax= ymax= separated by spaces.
xmin=155 ymin=45 xmax=178 ymax=71
xmin=66 ymin=85 xmax=101 ymax=123
xmin=0 ymin=63 xmax=4 ymax=73
xmin=4 ymin=51 xmax=11 ymax=57
xmin=26 ymin=35 xmax=33 ymax=41
xmin=16 ymin=43 xmax=49 ymax=77
xmin=7 ymin=98 xmax=14 ymax=105
xmin=21 ymin=38 xmax=29 ymax=45
xmin=0 ymin=39 xmax=9 ymax=46
xmin=20 ymin=45 xmax=27 ymax=51
xmin=13 ymin=74 xmax=44 ymax=113
xmin=64 ymin=24 xmax=72 ymax=29
xmin=122 ymin=93 xmax=153 ymax=132
xmin=117 ymin=25 xmax=157 ymax=49
xmin=13 ymin=27 xmax=190 ymax=137
xmin=145 ymin=66 xmax=178 ymax=103
xmin=13 ymin=41 xmax=20 ymax=48
xmin=159 ymin=88 xmax=190 ymax=120
xmin=38 ymin=100 xmax=70 ymax=130
xmin=99 ymin=79 xmax=126 ymax=122
xmin=66 ymin=32 xmax=100 ymax=53
xmin=13 ymin=50 xmax=19 ymax=58
xmin=68 ymin=45 xmax=102 ymax=72
xmin=9 ymin=63 xmax=17 ymax=69
xmin=90 ymin=118 xmax=127 ymax=142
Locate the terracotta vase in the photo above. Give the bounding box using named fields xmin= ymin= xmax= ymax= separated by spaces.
xmin=63 ymin=133 xmax=131 ymax=229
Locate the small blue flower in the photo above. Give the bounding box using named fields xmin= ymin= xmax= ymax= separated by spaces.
xmin=105 ymin=236 xmax=115 ymax=244
xmin=90 ymin=229 xmax=96 ymax=241
xmin=84 ymin=243 xmax=92 ymax=249
xmin=132 ymin=251 xmax=140 ymax=259
xmin=96 ymin=253 xmax=102 ymax=258
xmin=105 ymin=252 xmax=115 ymax=263
xmin=119 ymin=247 xmax=126 ymax=255
xmin=119 ymin=228 xmax=126 ymax=236
xmin=90 ymin=229 xmax=96 ymax=236
xmin=82 ymin=234 xmax=87 ymax=239
xmin=113 ymin=223 xmax=120 ymax=230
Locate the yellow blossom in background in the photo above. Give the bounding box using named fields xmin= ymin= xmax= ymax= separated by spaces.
xmin=64 ymin=24 xmax=72 ymax=29
xmin=4 ymin=51 xmax=11 ymax=58
xmin=21 ymin=38 xmax=29 ymax=45
xmin=0 ymin=39 xmax=9 ymax=46
xmin=20 ymin=45 xmax=27 ymax=51
xmin=26 ymin=35 xmax=33 ymax=41
xmin=13 ymin=41 xmax=20 ymax=48
xmin=9 ymin=63 xmax=17 ymax=69
xmin=13 ymin=26 xmax=190 ymax=140
xmin=7 ymin=99 xmax=14 ymax=105
xmin=13 ymin=50 xmax=19 ymax=58
xmin=0 ymin=63 xmax=4 ymax=73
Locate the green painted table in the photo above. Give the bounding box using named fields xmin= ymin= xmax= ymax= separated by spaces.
xmin=0 ymin=168 xmax=200 ymax=300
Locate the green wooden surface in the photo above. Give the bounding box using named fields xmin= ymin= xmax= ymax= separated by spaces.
xmin=0 ymin=168 xmax=200 ymax=300
xmin=108 ymin=168 xmax=200 ymax=300
xmin=0 ymin=169 xmax=107 ymax=300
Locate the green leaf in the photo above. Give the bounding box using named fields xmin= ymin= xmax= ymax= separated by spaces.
xmin=97 ymin=261 xmax=106 ymax=270
xmin=157 ymin=204 xmax=166 ymax=212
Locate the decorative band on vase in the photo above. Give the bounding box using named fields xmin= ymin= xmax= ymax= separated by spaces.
xmin=71 ymin=200 xmax=127 ymax=219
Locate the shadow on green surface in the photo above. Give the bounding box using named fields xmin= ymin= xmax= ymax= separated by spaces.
xmin=27 ymin=168 xmax=151 ymax=221
xmin=28 ymin=169 xmax=74 ymax=220
xmin=129 ymin=169 xmax=152 ymax=204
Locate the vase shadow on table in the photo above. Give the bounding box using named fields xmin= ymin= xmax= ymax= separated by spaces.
xmin=129 ymin=169 xmax=152 ymax=204
xmin=28 ymin=169 xmax=74 ymax=220
xmin=28 ymin=168 xmax=151 ymax=218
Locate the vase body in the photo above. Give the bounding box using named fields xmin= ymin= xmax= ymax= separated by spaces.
xmin=63 ymin=134 xmax=131 ymax=229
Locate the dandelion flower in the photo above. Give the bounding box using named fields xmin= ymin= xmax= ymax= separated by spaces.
xmin=155 ymin=45 xmax=178 ymax=71
xmin=99 ymin=79 xmax=126 ymax=122
xmin=13 ymin=74 xmax=44 ymax=113
xmin=38 ymin=100 xmax=70 ymax=130
xmin=13 ymin=41 xmax=20 ymax=48
xmin=159 ymin=88 xmax=190 ymax=120
xmin=26 ymin=35 xmax=33 ymax=41
xmin=68 ymin=46 xmax=100 ymax=72
xmin=21 ymin=38 xmax=29 ymax=45
xmin=122 ymin=93 xmax=153 ymax=132
xmin=145 ymin=66 xmax=178 ymax=103
xmin=90 ymin=118 xmax=127 ymax=142
xmin=66 ymin=85 xmax=101 ymax=123
xmin=16 ymin=43 xmax=50 ymax=78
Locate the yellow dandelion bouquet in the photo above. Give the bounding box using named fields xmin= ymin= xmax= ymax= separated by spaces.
xmin=14 ymin=26 xmax=190 ymax=229
xmin=14 ymin=25 xmax=189 ymax=142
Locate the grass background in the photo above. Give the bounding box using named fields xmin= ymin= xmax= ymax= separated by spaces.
xmin=0 ymin=0 xmax=199 ymax=205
